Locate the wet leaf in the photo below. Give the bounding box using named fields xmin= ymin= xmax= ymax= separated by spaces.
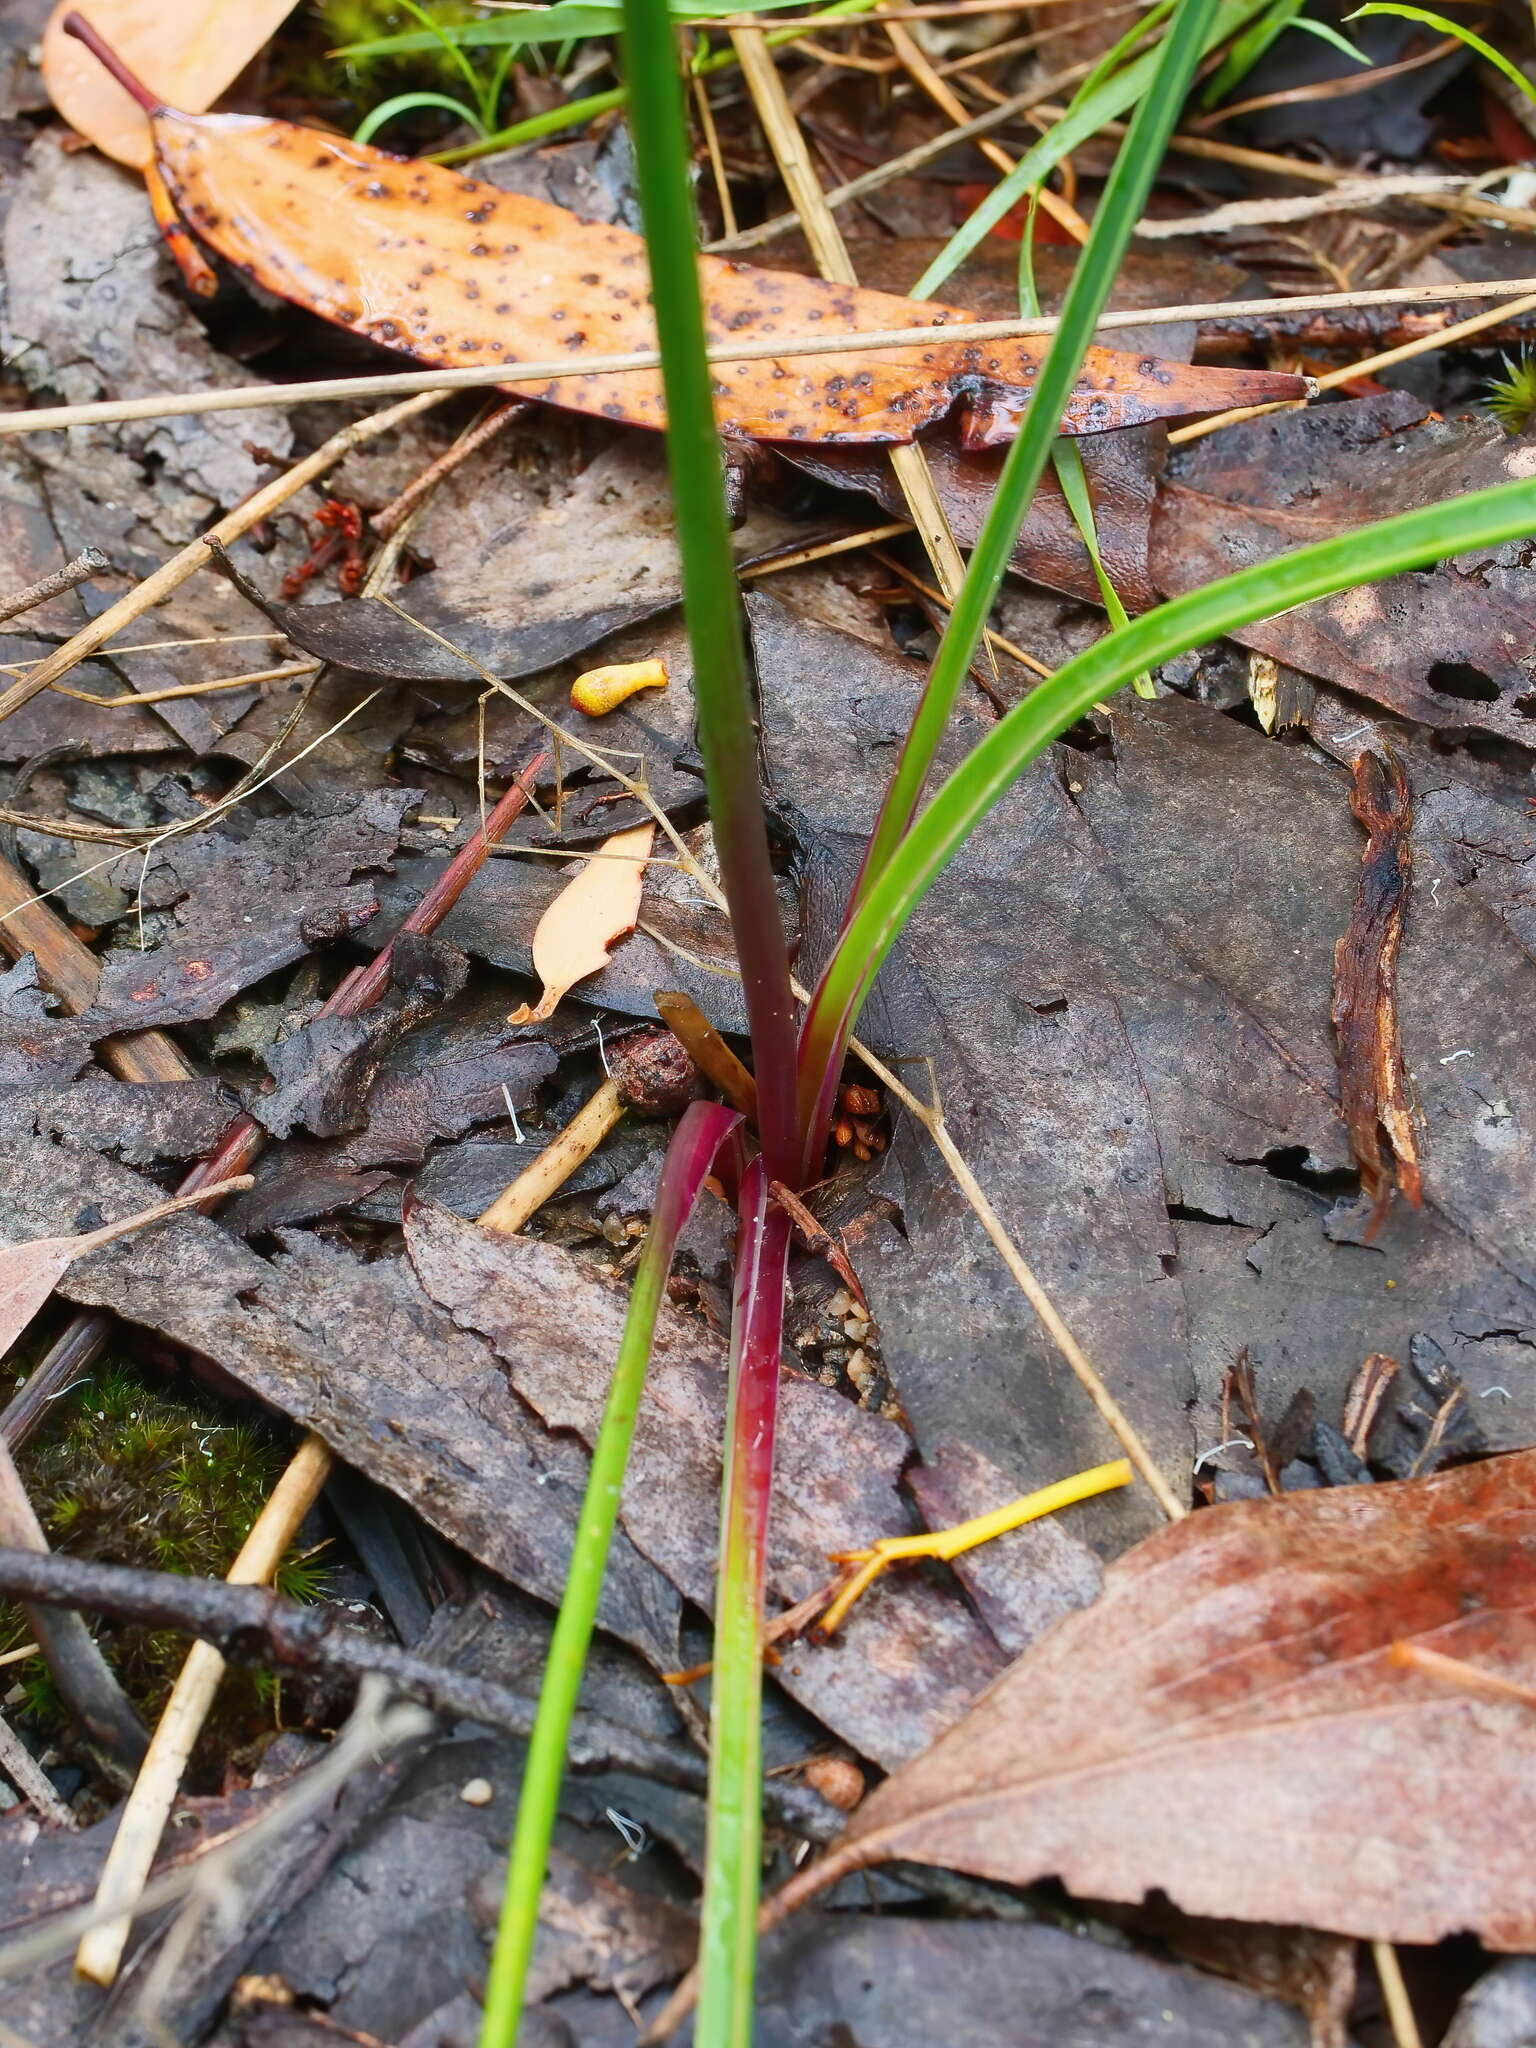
xmin=114 ymin=89 xmax=1309 ymax=447
xmin=82 ymin=788 xmax=416 ymax=1036
xmin=1151 ymin=393 xmax=1536 ymax=737
xmin=42 ymin=0 xmax=297 ymax=167
xmin=592 ymin=1915 xmax=1317 ymax=2047
xmin=802 ymin=1452 xmax=1536 ymax=1945
xmin=507 ymin=823 xmax=654 ymax=1025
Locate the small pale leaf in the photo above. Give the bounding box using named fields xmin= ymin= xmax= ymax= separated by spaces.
xmin=509 ymin=824 xmax=654 ymax=1026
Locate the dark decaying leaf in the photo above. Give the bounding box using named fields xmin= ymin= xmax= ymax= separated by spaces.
xmin=249 ymin=934 xmax=469 ymax=1142
xmin=1151 ymin=393 xmax=1536 ymax=735
xmin=782 ymin=419 xmax=1163 ymax=613
xmin=1445 ymin=1959 xmax=1536 ymax=2048
xmin=754 ymin=591 xmax=1192 ymax=1550
xmin=3 ymin=130 xmax=292 ymax=536
xmin=0 ymin=1122 xmax=1043 ymax=1763
xmin=790 ymin=1452 xmax=1536 ymax=1946
xmin=0 ymin=953 xmax=93 ymax=1083
xmin=8 ymin=1071 xmax=232 ymax=1164
xmin=568 ymin=1916 xmax=1313 ymax=2047
xmin=0 ymin=1111 xmax=683 ymax=1671
xmin=754 ymin=595 xmax=1536 ymax=1528
xmin=1332 ymin=750 xmax=1423 ymax=1231
xmin=216 ymin=443 xmax=809 ymax=691
xmin=80 ymin=788 xmax=416 ymax=1037
xmin=140 ymin=98 xmax=1306 ymax=447
xmin=368 ymin=838 xmax=761 ymax=1036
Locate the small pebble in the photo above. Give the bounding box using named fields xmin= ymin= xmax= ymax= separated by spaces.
xmin=460 ymin=1777 xmax=494 ymax=1807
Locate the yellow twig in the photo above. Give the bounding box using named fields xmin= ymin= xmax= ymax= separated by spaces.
xmin=816 ymin=1457 xmax=1131 ymax=1635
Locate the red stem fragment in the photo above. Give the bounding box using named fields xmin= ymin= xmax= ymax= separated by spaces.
xmin=61 ymin=12 xmax=164 ymax=114
xmin=183 ymin=753 xmax=548 ymax=1195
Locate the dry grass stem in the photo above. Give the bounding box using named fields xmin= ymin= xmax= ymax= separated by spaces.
xmin=74 ymin=1434 xmax=335 ymax=1986
xmin=477 ymin=1078 xmax=625 ymax=1235
xmin=8 ymin=282 xmax=1536 ymax=438
xmin=0 ymin=389 xmax=448 ymax=726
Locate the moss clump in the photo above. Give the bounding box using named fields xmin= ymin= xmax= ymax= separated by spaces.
xmin=3 ymin=1365 xmax=328 ymax=1763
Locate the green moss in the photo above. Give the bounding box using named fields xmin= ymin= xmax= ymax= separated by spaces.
xmin=2 ymin=1365 xmax=329 ymax=1764
xmin=1485 ymin=351 xmax=1536 ymax=436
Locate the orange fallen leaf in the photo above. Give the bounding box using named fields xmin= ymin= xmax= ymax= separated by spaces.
xmin=43 ymin=0 xmax=297 ymax=169
xmin=59 ymin=15 xmax=1311 ymax=449
xmin=508 ymin=824 xmax=654 ymax=1027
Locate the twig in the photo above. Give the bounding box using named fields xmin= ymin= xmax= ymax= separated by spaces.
xmin=75 ymin=1437 xmax=334 ymax=1985
xmin=477 ymin=1077 xmax=625 ymax=1235
xmin=0 ymin=1436 xmax=147 ymax=1771
xmin=0 ymin=1710 xmax=74 ymax=1828
xmin=8 ymin=281 xmax=1536 ymax=438
xmin=1373 ymin=1940 xmax=1425 ymax=2048
xmin=0 ymin=547 xmax=110 ymax=627
xmin=0 ymin=1548 xmax=818 ymax=1813
xmin=1168 ymin=285 xmax=1536 ymax=446
xmin=730 ymin=24 xmax=977 ymax=626
xmin=0 ymin=390 xmax=449 ymax=727
xmin=370 ymin=399 xmax=526 ymax=538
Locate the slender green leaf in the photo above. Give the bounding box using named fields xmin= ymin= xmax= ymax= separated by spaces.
xmin=806 ymin=478 xmax=1536 ymax=1094
xmin=1347 ymin=3 xmax=1536 ymax=99
xmin=910 ymin=0 xmax=1275 ymax=302
xmin=429 ymin=0 xmax=882 ymax=164
xmin=353 ymin=89 xmax=485 ymax=143
xmin=1202 ymin=0 xmax=1301 ymax=104
xmin=620 ymin=0 xmax=799 ymax=1179
xmin=817 ymin=0 xmax=1223 ymax=1160
xmin=337 ymin=0 xmax=808 ymax=59
xmin=1285 ymin=17 xmax=1371 ymax=61
xmin=478 ymin=1104 xmax=741 ymax=2048
xmin=1018 ymin=207 xmax=1152 ymax=697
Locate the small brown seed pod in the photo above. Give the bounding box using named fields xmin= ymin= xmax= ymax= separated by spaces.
xmin=801 ymin=1755 xmax=865 ymax=1811
xmin=839 ymin=1083 xmax=882 ymax=1118
xmin=609 ymin=1027 xmax=704 ymax=1117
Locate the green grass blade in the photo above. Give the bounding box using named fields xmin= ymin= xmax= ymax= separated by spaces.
xmin=478 ymin=1102 xmax=741 ymax=2048
xmin=825 ymin=0 xmax=1222 ymax=1072
xmin=621 ymin=0 xmax=799 ymax=1179
xmin=1017 ymin=204 xmax=1152 ymax=697
xmin=910 ymin=0 xmax=1274 ymax=301
xmin=1347 ymin=3 xmax=1536 ymax=99
xmin=1049 ymin=439 xmax=1154 ymax=696
xmin=335 ymin=0 xmax=808 ymax=57
xmin=429 ymin=0 xmax=882 ymax=163
xmin=1201 ymin=0 xmax=1301 ymax=105
xmin=805 ymin=478 xmax=1536 ymax=1084
xmin=696 ymin=1159 xmax=793 ymax=2048
xmin=353 ymin=89 xmax=485 ymax=144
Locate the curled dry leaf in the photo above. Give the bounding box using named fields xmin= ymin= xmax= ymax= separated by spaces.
xmin=1332 ymin=748 xmax=1423 ymax=1233
xmin=42 ymin=0 xmax=298 ymax=168
xmin=508 ymin=823 xmax=654 ymax=1026
xmin=63 ymin=21 xmax=1307 ymax=448
xmin=761 ymin=1452 xmax=1536 ymax=1950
